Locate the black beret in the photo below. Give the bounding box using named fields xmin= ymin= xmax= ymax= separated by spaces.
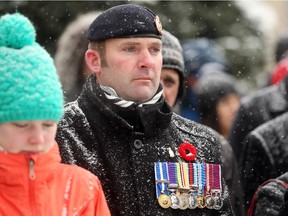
xmin=87 ymin=4 xmax=163 ymax=41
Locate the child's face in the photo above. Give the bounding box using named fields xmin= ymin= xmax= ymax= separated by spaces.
xmin=0 ymin=120 xmax=57 ymax=154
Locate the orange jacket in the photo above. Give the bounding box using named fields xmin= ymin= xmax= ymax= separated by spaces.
xmin=0 ymin=143 xmax=110 ymax=216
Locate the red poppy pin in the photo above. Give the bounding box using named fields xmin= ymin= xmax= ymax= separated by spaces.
xmin=178 ymin=142 xmax=197 ymax=161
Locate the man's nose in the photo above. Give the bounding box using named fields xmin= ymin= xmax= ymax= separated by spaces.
xmin=138 ymin=49 xmax=154 ymax=68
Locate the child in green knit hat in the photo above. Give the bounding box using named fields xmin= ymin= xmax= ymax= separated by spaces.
xmin=0 ymin=13 xmax=110 ymax=215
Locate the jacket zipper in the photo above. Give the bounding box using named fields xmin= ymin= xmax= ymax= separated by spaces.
xmin=29 ymin=158 xmax=37 ymax=215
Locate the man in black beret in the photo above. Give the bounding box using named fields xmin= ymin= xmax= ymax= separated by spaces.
xmin=56 ymin=4 xmax=234 ymax=216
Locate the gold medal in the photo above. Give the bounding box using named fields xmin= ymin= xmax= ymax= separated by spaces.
xmin=197 ymin=194 xmax=206 ymax=208
xmin=158 ymin=194 xmax=171 ymax=209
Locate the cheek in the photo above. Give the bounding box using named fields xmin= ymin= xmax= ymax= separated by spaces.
xmin=216 ymin=104 xmax=227 ymax=121
xmin=0 ymin=136 xmax=25 ymax=153
xmin=45 ymin=128 xmax=57 ymax=142
xmin=42 ymin=130 xmax=57 ymax=151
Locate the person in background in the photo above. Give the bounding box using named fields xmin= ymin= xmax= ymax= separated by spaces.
xmin=160 ymin=29 xmax=185 ymax=113
xmin=240 ymin=111 xmax=288 ymax=211
xmin=56 ymin=4 xmax=234 ymax=215
xmin=229 ymin=32 xmax=288 ymax=164
xmin=194 ymin=70 xmax=245 ymax=216
xmin=195 ymin=71 xmax=241 ymax=140
xmin=0 ymin=13 xmax=110 ymax=216
xmin=180 ymin=38 xmax=230 ymax=122
xmin=54 ymin=11 xmax=101 ymax=103
xmin=248 ymin=171 xmax=288 ymax=216
xmin=229 ymin=72 xmax=288 ymax=164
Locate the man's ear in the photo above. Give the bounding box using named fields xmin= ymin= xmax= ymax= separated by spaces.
xmin=85 ymin=49 xmax=101 ymax=74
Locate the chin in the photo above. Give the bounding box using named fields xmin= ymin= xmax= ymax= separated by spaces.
xmin=133 ymin=88 xmax=156 ymax=102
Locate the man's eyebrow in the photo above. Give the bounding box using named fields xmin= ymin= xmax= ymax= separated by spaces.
xmin=120 ymin=41 xmax=141 ymax=46
xmin=120 ymin=41 xmax=161 ymax=46
xmin=151 ymin=41 xmax=162 ymax=47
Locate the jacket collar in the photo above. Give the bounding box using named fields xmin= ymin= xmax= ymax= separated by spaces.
xmin=0 ymin=143 xmax=61 ymax=186
xmin=78 ymin=75 xmax=173 ymax=136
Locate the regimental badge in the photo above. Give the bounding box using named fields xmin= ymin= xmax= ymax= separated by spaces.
xmin=155 ymin=15 xmax=163 ymax=35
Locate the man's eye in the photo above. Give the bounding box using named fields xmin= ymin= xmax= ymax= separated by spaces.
xmin=124 ymin=47 xmax=135 ymax=52
xmin=151 ymin=48 xmax=160 ymax=53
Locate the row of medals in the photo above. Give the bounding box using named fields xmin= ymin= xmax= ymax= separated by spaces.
xmin=158 ymin=186 xmax=223 ymax=210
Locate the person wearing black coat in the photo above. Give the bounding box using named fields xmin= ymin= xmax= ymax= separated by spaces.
xmin=240 ymin=111 xmax=288 ymax=210
xmin=194 ymin=71 xmax=245 ymax=216
xmin=56 ymin=4 xmax=234 ymax=216
xmin=229 ymin=75 xmax=288 ymax=164
xmin=249 ymin=171 xmax=288 ymax=216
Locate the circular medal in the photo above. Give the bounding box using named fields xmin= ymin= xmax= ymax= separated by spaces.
xmin=213 ymin=195 xmax=223 ymax=210
xmin=170 ymin=193 xmax=180 ymax=209
xmin=179 ymin=193 xmax=189 ymax=210
xmin=158 ymin=194 xmax=171 ymax=209
xmin=188 ymin=193 xmax=198 ymax=209
xmin=205 ymin=195 xmax=215 ymax=209
xmin=197 ymin=194 xmax=207 ymax=208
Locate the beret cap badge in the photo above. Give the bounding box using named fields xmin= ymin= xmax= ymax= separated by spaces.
xmin=155 ymin=15 xmax=163 ymax=36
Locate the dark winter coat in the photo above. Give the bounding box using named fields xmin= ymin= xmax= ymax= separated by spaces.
xmin=229 ymin=76 xmax=288 ymax=163
xmin=56 ymin=75 xmax=234 ymax=216
xmin=252 ymin=172 xmax=288 ymax=216
xmin=240 ymin=111 xmax=288 ymax=210
xmin=220 ymin=136 xmax=245 ymax=216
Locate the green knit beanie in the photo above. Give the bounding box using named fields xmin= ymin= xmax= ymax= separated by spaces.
xmin=0 ymin=13 xmax=63 ymax=123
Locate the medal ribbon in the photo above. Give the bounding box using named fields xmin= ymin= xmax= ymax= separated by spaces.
xmin=206 ymin=163 xmax=213 ymax=193
xmin=178 ymin=163 xmax=189 ymax=189
xmin=212 ymin=164 xmax=222 ymax=192
xmin=176 ymin=163 xmax=183 ymax=188
xmin=154 ymin=162 xmax=169 ymax=198
xmin=198 ymin=163 xmax=206 ymax=195
xmin=193 ymin=163 xmax=198 ymax=195
xmin=168 ymin=162 xmax=178 ymax=188
xmin=189 ymin=163 xmax=194 ymax=187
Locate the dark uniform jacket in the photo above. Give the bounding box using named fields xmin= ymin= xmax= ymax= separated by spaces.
xmin=56 ymin=75 xmax=234 ymax=216
xmin=252 ymin=171 xmax=288 ymax=216
xmin=229 ymin=76 xmax=288 ymax=164
xmin=240 ymin=112 xmax=288 ymax=210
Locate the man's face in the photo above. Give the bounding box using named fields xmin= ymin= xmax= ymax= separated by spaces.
xmin=161 ymin=68 xmax=180 ymax=107
xmin=97 ymin=37 xmax=162 ymax=103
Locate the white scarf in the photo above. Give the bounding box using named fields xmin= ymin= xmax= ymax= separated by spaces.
xmin=100 ymin=85 xmax=163 ymax=108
